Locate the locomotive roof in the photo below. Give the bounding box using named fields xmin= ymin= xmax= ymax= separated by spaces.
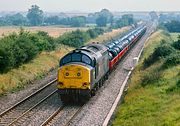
xmin=73 ymin=43 xmax=108 ymax=61
xmin=82 ymin=43 xmax=107 ymax=54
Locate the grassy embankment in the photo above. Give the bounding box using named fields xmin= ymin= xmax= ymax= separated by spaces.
xmin=0 ymin=26 xmax=130 ymax=95
xmin=112 ymin=30 xmax=180 ymax=126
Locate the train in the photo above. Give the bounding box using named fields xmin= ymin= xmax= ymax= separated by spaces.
xmin=57 ymin=25 xmax=147 ymax=103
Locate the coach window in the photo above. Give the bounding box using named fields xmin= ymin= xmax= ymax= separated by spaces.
xmin=82 ymin=55 xmax=91 ymax=65
xmin=72 ymin=53 xmax=81 ymax=62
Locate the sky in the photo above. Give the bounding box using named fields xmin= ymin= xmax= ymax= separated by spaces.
xmin=0 ymin=0 xmax=180 ymax=12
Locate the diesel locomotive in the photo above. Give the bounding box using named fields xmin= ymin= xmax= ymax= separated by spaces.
xmin=57 ymin=25 xmax=147 ymax=102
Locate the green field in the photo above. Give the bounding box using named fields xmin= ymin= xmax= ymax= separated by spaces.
xmin=112 ymin=30 xmax=180 ymax=126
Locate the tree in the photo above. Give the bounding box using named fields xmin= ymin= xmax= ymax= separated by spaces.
xmin=71 ymin=16 xmax=86 ymax=27
xmin=96 ymin=15 xmax=107 ymax=27
xmin=10 ymin=13 xmax=27 ymax=25
xmin=59 ymin=17 xmax=71 ymax=25
xmin=87 ymin=13 xmax=96 ymax=24
xmin=113 ymin=14 xmax=134 ymax=28
xmin=27 ymin=5 xmax=44 ymax=26
xmin=95 ymin=9 xmax=113 ymax=27
xmin=100 ymin=9 xmax=113 ymax=24
xmin=122 ymin=14 xmax=134 ymax=25
xmin=44 ymin=16 xmax=60 ymax=25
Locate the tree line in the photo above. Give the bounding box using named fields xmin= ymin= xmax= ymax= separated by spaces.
xmin=0 ymin=5 xmax=134 ymax=28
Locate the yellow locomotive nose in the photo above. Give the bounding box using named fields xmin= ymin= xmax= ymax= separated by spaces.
xmin=57 ymin=64 xmax=91 ymax=89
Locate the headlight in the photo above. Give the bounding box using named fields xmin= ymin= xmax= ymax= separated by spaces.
xmin=82 ymin=82 xmax=88 ymax=87
xmin=77 ymin=72 xmax=81 ymax=76
xmin=65 ymin=72 xmax=69 ymax=76
xmin=58 ymin=82 xmax=63 ymax=86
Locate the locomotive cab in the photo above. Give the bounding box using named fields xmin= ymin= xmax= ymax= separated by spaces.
xmin=58 ymin=53 xmax=94 ymax=90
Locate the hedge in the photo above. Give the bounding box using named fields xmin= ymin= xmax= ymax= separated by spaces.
xmin=0 ymin=29 xmax=56 ymax=73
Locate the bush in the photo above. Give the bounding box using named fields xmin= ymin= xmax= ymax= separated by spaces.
xmin=0 ymin=42 xmax=15 ymax=72
xmin=0 ymin=29 xmax=55 ymax=73
xmin=93 ymin=27 xmax=104 ymax=35
xmin=172 ymin=36 xmax=180 ymax=50
xmin=141 ymin=69 xmax=162 ymax=87
xmin=144 ymin=41 xmax=175 ymax=68
xmin=166 ymin=79 xmax=180 ymax=93
xmin=86 ymin=29 xmax=98 ymax=38
xmin=153 ymin=43 xmax=174 ymax=58
xmin=86 ymin=27 xmax=104 ymax=38
xmin=31 ymin=31 xmax=56 ymax=51
xmin=57 ymin=28 xmax=106 ymax=48
xmin=57 ymin=29 xmax=91 ymax=48
xmin=14 ymin=32 xmax=39 ymax=66
xmin=177 ymin=79 xmax=180 ymax=88
xmin=163 ymin=52 xmax=180 ymax=68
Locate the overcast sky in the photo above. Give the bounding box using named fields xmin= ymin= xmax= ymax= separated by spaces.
xmin=0 ymin=0 xmax=180 ymax=12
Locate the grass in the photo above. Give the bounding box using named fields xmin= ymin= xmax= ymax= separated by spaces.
xmin=0 ymin=26 xmax=129 ymax=96
xmin=112 ymin=30 xmax=180 ymax=126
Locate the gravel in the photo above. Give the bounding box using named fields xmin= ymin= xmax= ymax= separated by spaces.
xmin=49 ymin=105 xmax=81 ymax=126
xmin=20 ymin=93 xmax=61 ymax=126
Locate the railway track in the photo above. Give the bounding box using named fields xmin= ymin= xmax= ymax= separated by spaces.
xmin=40 ymin=104 xmax=85 ymax=126
xmin=40 ymin=105 xmax=65 ymax=126
xmin=0 ymin=79 xmax=57 ymax=126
